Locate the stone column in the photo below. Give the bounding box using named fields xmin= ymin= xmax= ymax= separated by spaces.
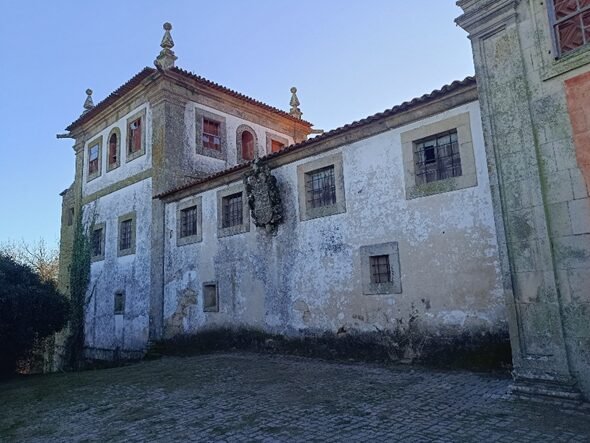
xmin=456 ymin=0 xmax=581 ymax=400
xmin=148 ymin=80 xmax=188 ymax=341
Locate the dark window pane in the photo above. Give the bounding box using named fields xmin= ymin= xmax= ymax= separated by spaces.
xmin=241 ymin=131 xmax=254 ymax=161
xmin=120 ymin=219 xmax=132 ymax=250
xmin=414 ymin=129 xmax=462 ymax=185
xmin=222 ymin=193 xmax=243 ymax=228
xmin=370 ymin=255 xmax=391 ymax=284
xmin=180 ymin=206 xmax=198 ymax=237
xmin=305 ymin=166 xmax=337 ymax=209
xmin=92 ymin=229 xmax=102 ymax=257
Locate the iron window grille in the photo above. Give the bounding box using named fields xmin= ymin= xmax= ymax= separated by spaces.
xmin=203 ymin=118 xmax=221 ymax=150
xmin=91 ymin=228 xmax=103 ymax=257
xmin=370 ymin=255 xmax=391 ymax=284
xmin=305 ymin=165 xmax=337 ymax=209
xmin=548 ymin=0 xmax=590 ymax=56
xmin=414 ymin=130 xmax=462 ymax=185
xmin=222 ymin=193 xmax=243 ymax=228
xmin=180 ymin=205 xmax=198 ymax=238
xmin=119 ymin=219 xmax=132 ymax=251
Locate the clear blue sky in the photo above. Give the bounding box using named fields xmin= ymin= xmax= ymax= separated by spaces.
xmin=0 ymin=1 xmax=473 ymax=249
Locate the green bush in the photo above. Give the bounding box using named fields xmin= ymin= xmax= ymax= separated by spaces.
xmin=0 ymin=253 xmax=68 ymax=376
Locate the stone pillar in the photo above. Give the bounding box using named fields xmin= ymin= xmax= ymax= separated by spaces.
xmin=456 ymin=0 xmax=582 ymax=400
xmin=148 ymin=79 xmax=190 ymax=341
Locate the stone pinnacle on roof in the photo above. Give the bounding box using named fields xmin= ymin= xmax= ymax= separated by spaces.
xmin=154 ymin=22 xmax=177 ymax=70
xmin=83 ymin=89 xmax=94 ymax=113
xmin=289 ymin=87 xmax=302 ymax=119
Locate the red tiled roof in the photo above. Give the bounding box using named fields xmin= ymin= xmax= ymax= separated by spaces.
xmin=66 ymin=67 xmax=156 ymax=131
xmin=168 ymin=67 xmax=313 ymax=127
xmin=65 ymin=65 xmax=313 ymax=132
xmin=155 ymin=76 xmax=477 ymax=200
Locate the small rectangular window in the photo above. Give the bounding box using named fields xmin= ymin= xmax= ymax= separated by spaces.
xmin=222 ymin=193 xmax=243 ymax=228
xmin=88 ymin=144 xmax=99 ymax=174
xmin=370 ymin=255 xmax=391 ymax=284
xmin=414 ymin=130 xmax=461 ymax=185
xmin=92 ymin=228 xmax=103 ymax=258
xmin=114 ymin=291 xmax=125 ymax=315
xmin=549 ymin=0 xmax=590 ymax=56
xmin=202 ymin=118 xmax=221 ymax=150
xmin=203 ymin=282 xmax=219 ymax=312
xmin=305 ymin=165 xmax=337 ymax=209
xmin=67 ymin=208 xmax=74 ymax=226
xmin=180 ymin=205 xmax=198 ymax=238
xmin=128 ymin=118 xmax=142 ymax=154
xmin=119 ymin=219 xmax=132 ymax=251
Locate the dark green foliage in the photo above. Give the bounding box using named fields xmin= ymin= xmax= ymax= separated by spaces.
xmin=64 ymin=212 xmax=91 ymax=369
xmin=0 ymin=254 xmax=68 ymax=376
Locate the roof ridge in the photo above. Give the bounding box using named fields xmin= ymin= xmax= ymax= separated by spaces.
xmin=155 ymin=75 xmax=477 ymax=200
xmin=168 ymin=66 xmax=313 ymax=126
xmin=66 ymin=67 xmax=156 ymax=131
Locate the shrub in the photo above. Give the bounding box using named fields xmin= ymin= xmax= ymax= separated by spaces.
xmin=0 ymin=253 xmax=68 ymax=376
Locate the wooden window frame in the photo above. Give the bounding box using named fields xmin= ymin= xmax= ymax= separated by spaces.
xmin=86 ymin=136 xmax=102 ymax=182
xmin=548 ymin=0 xmax=590 ymax=57
xmin=125 ymin=109 xmax=146 ymax=163
xmin=107 ymin=127 xmax=121 ymax=172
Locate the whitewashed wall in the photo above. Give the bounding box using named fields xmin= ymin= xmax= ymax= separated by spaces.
xmin=162 ymin=101 xmax=506 ymax=338
xmin=83 ymin=178 xmax=152 ymax=355
xmin=82 ymin=103 xmax=152 ymax=198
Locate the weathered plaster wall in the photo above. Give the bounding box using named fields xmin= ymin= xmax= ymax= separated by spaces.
xmin=83 ymin=178 xmax=152 ymax=357
xmin=162 ymin=102 xmax=506 ymax=347
xmin=82 ymin=103 xmax=152 ymax=198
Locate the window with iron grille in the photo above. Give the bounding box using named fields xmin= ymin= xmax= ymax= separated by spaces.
xmin=91 ymin=228 xmax=103 ymax=258
xmin=222 ymin=193 xmax=243 ymax=228
xmin=549 ymin=0 xmax=590 ymax=56
xmin=119 ymin=219 xmax=132 ymax=251
xmin=305 ymin=165 xmax=337 ymax=209
xmin=414 ymin=130 xmax=462 ymax=185
xmin=203 ymin=118 xmax=221 ymax=150
xmin=370 ymin=255 xmax=391 ymax=284
xmin=180 ymin=205 xmax=198 ymax=238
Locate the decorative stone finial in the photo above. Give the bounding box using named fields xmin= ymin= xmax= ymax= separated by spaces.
xmin=83 ymin=89 xmax=94 ymax=113
xmin=289 ymin=87 xmax=302 ymax=119
xmin=154 ymin=22 xmax=177 ymax=70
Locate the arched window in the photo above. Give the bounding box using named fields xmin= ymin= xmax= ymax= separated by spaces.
xmin=241 ymin=130 xmax=255 ymax=161
xmin=107 ymin=128 xmax=121 ymax=171
xmin=109 ymin=133 xmax=118 ymax=166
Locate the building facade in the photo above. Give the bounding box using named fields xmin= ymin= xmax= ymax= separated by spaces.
xmin=57 ymin=24 xmax=508 ymax=368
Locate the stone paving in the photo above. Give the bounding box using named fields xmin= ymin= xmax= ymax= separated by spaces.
xmin=1 ymin=352 xmax=589 ymax=442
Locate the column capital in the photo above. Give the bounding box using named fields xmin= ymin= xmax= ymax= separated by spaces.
xmin=455 ymin=0 xmax=520 ymax=37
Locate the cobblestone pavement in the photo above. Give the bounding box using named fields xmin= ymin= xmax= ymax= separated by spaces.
xmin=1 ymin=353 xmax=590 ymax=442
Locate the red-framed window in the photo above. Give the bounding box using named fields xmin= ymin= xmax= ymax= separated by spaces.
xmin=128 ymin=118 xmax=142 ymax=154
xmin=271 ymin=139 xmax=285 ymax=153
xmin=88 ymin=144 xmax=99 ymax=174
xmin=203 ymin=118 xmax=221 ymax=150
xmin=549 ymin=0 xmax=590 ymax=55
xmin=241 ymin=131 xmax=255 ymax=161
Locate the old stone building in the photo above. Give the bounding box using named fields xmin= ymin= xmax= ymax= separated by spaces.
xmin=457 ymin=0 xmax=590 ymax=401
xmin=57 ymin=1 xmax=590 ymax=402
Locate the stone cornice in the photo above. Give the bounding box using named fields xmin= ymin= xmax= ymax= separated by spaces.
xmin=456 ymin=0 xmax=520 ymax=37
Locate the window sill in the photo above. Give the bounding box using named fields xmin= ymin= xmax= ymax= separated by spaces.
xmin=542 ymin=45 xmax=590 ymax=81
xmin=126 ymin=149 xmax=145 ymax=163
xmin=406 ymin=173 xmax=477 ymax=200
xmin=177 ymin=234 xmax=202 ymax=246
xmin=117 ymin=247 xmax=136 ymax=257
xmin=301 ymin=202 xmax=346 ymax=222
xmin=218 ymin=223 xmax=249 ymax=238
